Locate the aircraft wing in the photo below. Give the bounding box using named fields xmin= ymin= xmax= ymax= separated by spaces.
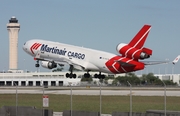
xmin=62 ymin=59 xmax=85 ymax=71
xmin=33 ymin=50 xmax=99 ymax=71
xmin=35 ymin=57 xmax=85 ymax=71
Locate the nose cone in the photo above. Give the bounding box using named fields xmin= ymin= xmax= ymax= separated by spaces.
xmin=23 ymin=42 xmax=28 ymax=52
xmin=22 ymin=41 xmax=33 ymax=56
xmin=23 ymin=40 xmax=42 ymax=57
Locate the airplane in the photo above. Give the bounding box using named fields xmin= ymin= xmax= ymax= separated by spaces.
xmin=172 ymin=55 xmax=180 ymax=64
xmin=23 ymin=24 xmax=163 ymax=79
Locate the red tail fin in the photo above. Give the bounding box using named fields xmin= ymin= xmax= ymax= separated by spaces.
xmin=128 ymin=25 xmax=151 ymax=49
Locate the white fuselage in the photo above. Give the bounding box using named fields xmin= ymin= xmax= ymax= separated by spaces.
xmin=23 ymin=39 xmax=117 ymax=74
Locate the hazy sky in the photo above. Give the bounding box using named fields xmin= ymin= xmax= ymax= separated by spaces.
xmin=0 ymin=0 xmax=180 ymax=74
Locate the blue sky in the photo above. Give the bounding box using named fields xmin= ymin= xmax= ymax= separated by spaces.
xmin=0 ymin=0 xmax=180 ymax=74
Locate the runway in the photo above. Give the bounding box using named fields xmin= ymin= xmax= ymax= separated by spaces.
xmin=0 ymin=87 xmax=179 ymax=96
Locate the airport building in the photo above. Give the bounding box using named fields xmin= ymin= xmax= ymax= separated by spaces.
xmin=0 ymin=71 xmax=179 ymax=86
xmin=0 ymin=71 xmax=81 ymax=87
xmin=0 ymin=71 xmax=126 ymax=86
xmin=155 ymin=74 xmax=180 ymax=85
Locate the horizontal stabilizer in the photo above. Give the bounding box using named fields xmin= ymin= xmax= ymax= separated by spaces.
xmin=143 ymin=61 xmax=169 ymax=65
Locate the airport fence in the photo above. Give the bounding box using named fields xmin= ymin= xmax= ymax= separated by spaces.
xmin=0 ymin=106 xmax=53 ymax=116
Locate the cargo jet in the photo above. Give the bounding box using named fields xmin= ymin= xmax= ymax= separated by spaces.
xmin=172 ymin=55 xmax=180 ymax=64
xmin=23 ymin=25 xmax=163 ymax=78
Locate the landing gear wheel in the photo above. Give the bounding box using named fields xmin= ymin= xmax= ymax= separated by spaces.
xmin=73 ymin=74 xmax=76 ymax=78
xmin=94 ymin=73 xmax=105 ymax=79
xmin=84 ymin=73 xmax=90 ymax=78
xmin=35 ymin=60 xmax=40 ymax=67
xmin=66 ymin=73 xmax=70 ymax=78
xmin=69 ymin=73 xmax=73 ymax=79
xmin=66 ymin=65 xmax=77 ymax=79
xmin=94 ymin=74 xmax=98 ymax=78
xmin=35 ymin=64 xmax=40 ymax=67
xmin=100 ymin=75 xmax=105 ymax=79
xmin=66 ymin=73 xmax=76 ymax=78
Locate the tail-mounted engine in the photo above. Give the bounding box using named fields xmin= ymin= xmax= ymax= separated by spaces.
xmin=41 ymin=61 xmax=57 ymax=69
xmin=116 ymin=43 xmax=152 ymax=60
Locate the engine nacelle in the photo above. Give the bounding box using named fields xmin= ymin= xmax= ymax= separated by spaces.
xmin=116 ymin=43 xmax=152 ymax=60
xmin=41 ymin=61 xmax=57 ymax=69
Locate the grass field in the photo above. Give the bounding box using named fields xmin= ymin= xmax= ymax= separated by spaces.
xmin=0 ymin=94 xmax=179 ymax=114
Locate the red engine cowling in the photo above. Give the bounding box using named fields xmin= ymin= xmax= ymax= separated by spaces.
xmin=116 ymin=43 xmax=152 ymax=60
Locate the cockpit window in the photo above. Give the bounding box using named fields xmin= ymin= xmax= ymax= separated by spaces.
xmin=24 ymin=42 xmax=26 ymax=45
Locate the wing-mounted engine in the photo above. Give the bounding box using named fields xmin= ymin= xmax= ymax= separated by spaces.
xmin=41 ymin=61 xmax=57 ymax=69
xmin=116 ymin=43 xmax=152 ymax=60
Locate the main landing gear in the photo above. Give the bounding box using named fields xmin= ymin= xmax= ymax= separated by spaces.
xmin=65 ymin=65 xmax=105 ymax=79
xmin=66 ymin=65 xmax=77 ymax=78
xmin=34 ymin=61 xmax=106 ymax=79
xmin=84 ymin=72 xmax=105 ymax=79
xmin=35 ymin=60 xmax=40 ymax=72
xmin=94 ymin=72 xmax=105 ymax=79
xmin=66 ymin=71 xmax=105 ymax=79
xmin=83 ymin=71 xmax=90 ymax=78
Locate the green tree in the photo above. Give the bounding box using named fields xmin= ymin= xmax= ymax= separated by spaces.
xmin=112 ymin=79 xmax=119 ymax=86
xmin=81 ymin=77 xmax=93 ymax=83
xmin=115 ymin=72 xmax=140 ymax=86
xmin=163 ymin=80 xmax=177 ymax=85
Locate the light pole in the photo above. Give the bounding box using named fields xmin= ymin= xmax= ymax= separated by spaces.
xmin=162 ymin=81 xmax=166 ymax=116
xmin=41 ymin=82 xmax=44 ymax=95
xmin=23 ymin=59 xmax=25 ymax=71
xmin=165 ymin=58 xmax=169 ymax=75
xmin=41 ymin=82 xmax=44 ymax=116
xmin=127 ymin=81 xmax=132 ymax=116
xmin=3 ymin=70 xmax=4 ymax=79
xmin=69 ymin=82 xmax=72 ymax=116
xmin=99 ymin=81 xmax=102 ymax=116
xmin=172 ymin=66 xmax=174 ymax=75
xmin=13 ymin=82 xmax=18 ymax=116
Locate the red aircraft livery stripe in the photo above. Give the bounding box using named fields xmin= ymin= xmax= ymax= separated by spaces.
xmin=128 ymin=25 xmax=151 ymax=49
xmin=105 ymin=55 xmax=144 ymax=74
xmin=30 ymin=43 xmax=42 ymax=54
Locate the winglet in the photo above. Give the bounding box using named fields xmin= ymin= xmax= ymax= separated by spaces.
xmin=172 ymin=55 xmax=180 ymax=64
xmin=128 ymin=25 xmax=151 ymax=49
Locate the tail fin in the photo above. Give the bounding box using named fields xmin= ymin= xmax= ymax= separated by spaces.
xmin=172 ymin=55 xmax=180 ymax=64
xmin=128 ymin=25 xmax=151 ymax=49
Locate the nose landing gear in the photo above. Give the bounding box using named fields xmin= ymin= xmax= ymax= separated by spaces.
xmin=35 ymin=60 xmax=40 ymax=68
xmin=35 ymin=60 xmax=40 ymax=72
